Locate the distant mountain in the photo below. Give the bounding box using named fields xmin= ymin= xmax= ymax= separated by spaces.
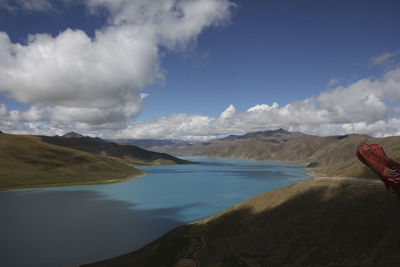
xmin=0 ymin=132 xmax=189 ymax=190
xmin=40 ymin=134 xmax=189 ymax=166
xmin=149 ymin=129 xmax=400 ymax=178
xmin=220 ymin=128 xmax=289 ymax=140
xmin=62 ymin=131 xmax=84 ymax=138
xmin=114 ymin=139 xmax=192 ymax=150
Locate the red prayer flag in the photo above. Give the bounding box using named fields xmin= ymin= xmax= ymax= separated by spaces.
xmin=356 ymin=143 xmax=400 ymax=198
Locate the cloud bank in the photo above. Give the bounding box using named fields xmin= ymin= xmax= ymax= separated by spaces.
xmin=0 ymin=0 xmax=235 ymax=130
xmin=2 ymin=64 xmax=400 ymax=140
xmin=118 ymin=66 xmax=400 ymax=141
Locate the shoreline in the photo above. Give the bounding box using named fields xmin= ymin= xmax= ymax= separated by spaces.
xmin=0 ymin=171 xmax=148 ymax=191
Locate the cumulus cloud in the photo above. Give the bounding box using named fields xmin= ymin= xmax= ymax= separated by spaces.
xmin=86 ymin=0 xmax=233 ymax=50
xmin=0 ymin=0 xmax=235 ymax=131
xmin=116 ymin=65 xmax=400 ymax=141
xmin=220 ymin=104 xmax=236 ymax=119
xmin=120 ymin=114 xmax=215 ymax=141
xmin=1 ymin=2 xmax=400 ymax=140
xmin=2 ymin=64 xmax=400 ymax=140
xmin=247 ymin=103 xmax=279 ymax=112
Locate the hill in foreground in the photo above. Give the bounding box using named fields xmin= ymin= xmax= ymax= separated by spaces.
xmin=84 ymin=177 xmax=400 ymax=267
xmin=0 ymin=133 xmax=188 ymax=190
xmin=148 ymin=129 xmax=400 ymax=178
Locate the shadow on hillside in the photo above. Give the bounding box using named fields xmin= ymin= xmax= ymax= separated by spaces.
xmin=84 ymin=179 xmax=400 ymax=266
xmin=198 ymin=180 xmax=400 ymax=266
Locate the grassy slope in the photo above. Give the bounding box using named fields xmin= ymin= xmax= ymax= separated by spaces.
xmin=151 ymin=131 xmax=400 ymax=178
xmin=0 ymin=134 xmax=144 ymax=190
xmin=85 ymin=178 xmax=400 ymax=267
xmin=309 ymin=135 xmax=400 ymax=177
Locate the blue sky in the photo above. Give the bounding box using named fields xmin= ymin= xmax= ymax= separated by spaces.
xmin=139 ymin=0 xmax=400 ymax=119
xmin=0 ymin=0 xmax=399 ymax=140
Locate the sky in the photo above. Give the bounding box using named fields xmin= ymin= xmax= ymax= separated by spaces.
xmin=0 ymin=0 xmax=399 ymax=141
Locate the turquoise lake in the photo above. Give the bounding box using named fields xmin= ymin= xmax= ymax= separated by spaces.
xmin=0 ymin=157 xmax=310 ymax=267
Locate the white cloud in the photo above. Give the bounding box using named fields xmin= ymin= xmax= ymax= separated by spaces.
xmin=382 ymin=67 xmax=400 ymax=101
xmin=0 ymin=27 xmax=159 ymax=127
xmin=220 ymin=104 xmax=236 ymax=119
xmin=2 ymin=64 xmax=400 ymax=140
xmin=247 ymin=103 xmax=279 ymax=112
xmin=0 ymin=103 xmax=7 ymax=116
xmin=318 ymin=81 xmax=387 ymax=123
xmin=285 ymin=120 xmax=400 ymax=138
xmin=327 ymin=78 xmax=339 ymax=88
xmin=370 ymin=50 xmax=400 ymax=66
xmin=116 ymin=66 xmax=400 ymax=141
xmin=120 ymin=113 xmax=216 ymax=141
xmin=0 ymin=0 xmax=235 ymax=131
xmin=0 ymin=0 xmax=54 ymax=12
xmin=86 ymin=0 xmax=234 ymax=50
xmin=1 ymin=4 xmax=399 ymax=141
xmin=393 ymin=107 xmax=400 ymax=116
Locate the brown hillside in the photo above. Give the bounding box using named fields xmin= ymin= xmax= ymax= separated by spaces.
xmin=0 ymin=133 xmax=143 ymax=190
xmin=0 ymin=133 xmax=188 ymax=190
xmin=150 ymin=129 xmax=400 ymax=178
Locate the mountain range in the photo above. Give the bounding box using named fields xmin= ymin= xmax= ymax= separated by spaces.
xmin=41 ymin=132 xmax=188 ymax=166
xmin=143 ymin=129 xmax=400 ymax=178
xmin=114 ymin=138 xmax=192 ymax=150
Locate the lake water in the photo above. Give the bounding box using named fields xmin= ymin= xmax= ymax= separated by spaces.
xmin=0 ymin=157 xmax=310 ymax=267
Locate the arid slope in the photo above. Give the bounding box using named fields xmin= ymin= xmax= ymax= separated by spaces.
xmin=0 ymin=133 xmax=187 ymax=190
xmin=150 ymin=129 xmax=400 ymax=178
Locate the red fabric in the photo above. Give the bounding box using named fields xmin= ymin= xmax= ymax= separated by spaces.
xmin=356 ymin=143 xmax=400 ymax=198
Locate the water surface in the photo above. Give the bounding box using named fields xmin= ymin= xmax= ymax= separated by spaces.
xmin=0 ymin=157 xmax=310 ymax=267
